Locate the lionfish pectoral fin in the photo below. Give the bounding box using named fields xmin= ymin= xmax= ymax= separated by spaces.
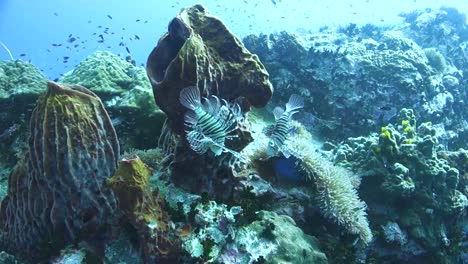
xmin=209 ymin=143 xmax=223 ymax=156
xmin=180 ymin=86 xmax=201 ymax=110
xmin=285 ymin=94 xmax=304 ymax=113
xmin=187 ymin=130 xmax=209 ymax=154
xmin=281 ymin=147 xmax=292 ymax=159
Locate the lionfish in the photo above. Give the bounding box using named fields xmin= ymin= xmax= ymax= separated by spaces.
xmin=264 ymin=94 xmax=304 ymax=157
xmin=179 ymin=86 xmax=242 ymax=157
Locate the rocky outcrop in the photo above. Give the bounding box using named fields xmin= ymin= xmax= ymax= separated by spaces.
xmin=0 ymin=82 xmax=119 ymax=262
xmin=147 ymin=4 xmax=273 ymax=134
xmin=244 ymin=30 xmax=464 ymax=146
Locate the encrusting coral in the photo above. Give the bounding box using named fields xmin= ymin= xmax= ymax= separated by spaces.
xmin=107 ymin=156 xmax=180 ymax=262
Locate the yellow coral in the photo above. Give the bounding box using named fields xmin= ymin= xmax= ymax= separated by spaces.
xmin=403 ymin=126 xmax=413 ymax=134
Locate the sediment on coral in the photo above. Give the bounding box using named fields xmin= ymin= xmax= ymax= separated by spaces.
xmin=0 ymin=81 xmax=119 ymax=262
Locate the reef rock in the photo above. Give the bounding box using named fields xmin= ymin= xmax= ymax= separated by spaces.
xmin=243 ymin=31 xmax=460 ymax=141
xmin=0 ymin=81 xmax=119 ymax=262
xmin=60 ymin=51 xmax=165 ymax=150
xmin=220 ymin=211 xmax=328 ymax=264
xmin=107 ymin=157 xmax=180 ymax=262
xmin=146 ymin=4 xmax=273 ymax=134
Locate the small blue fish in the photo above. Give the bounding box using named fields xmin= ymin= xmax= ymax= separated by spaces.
xmin=264 ymin=94 xmax=304 ymax=157
xmin=273 ymin=156 xmax=302 ymax=181
xmin=180 ymin=86 xmax=242 ymax=157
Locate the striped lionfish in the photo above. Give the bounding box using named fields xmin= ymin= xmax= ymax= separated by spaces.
xmin=264 ymin=94 xmax=304 ymax=158
xmin=179 ymin=86 xmax=243 ymax=157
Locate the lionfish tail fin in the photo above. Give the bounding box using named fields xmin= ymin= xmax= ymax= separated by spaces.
xmin=180 ymin=86 xmax=201 ymax=110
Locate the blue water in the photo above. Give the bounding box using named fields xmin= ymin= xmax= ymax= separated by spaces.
xmin=1 ymin=0 xmax=467 ymax=80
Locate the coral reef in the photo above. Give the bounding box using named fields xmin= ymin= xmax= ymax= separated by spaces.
xmin=146 ymin=4 xmax=273 ymax=134
xmin=181 ymin=201 xmax=242 ymax=262
xmin=1 ymin=4 xmax=466 ymax=264
xmin=60 ymin=51 xmax=166 ymax=150
xmin=107 ymin=156 xmax=180 ymax=262
xmin=243 ymin=28 xmax=465 ymax=148
xmin=396 ymin=7 xmax=468 ymax=149
xmin=0 ymin=60 xmax=47 ymax=104
xmin=179 ymin=199 xmax=328 ymax=264
xmin=0 ymin=82 xmax=119 ymax=261
xmin=0 ymin=60 xmax=48 ymax=196
xmin=331 ymin=108 xmax=468 ymax=262
xmin=230 ymin=211 xmax=328 ymax=264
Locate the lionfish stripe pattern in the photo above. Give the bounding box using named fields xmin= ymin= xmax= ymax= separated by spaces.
xmin=265 ymin=94 xmax=304 ymax=156
xmin=179 ymin=86 xmax=239 ymax=156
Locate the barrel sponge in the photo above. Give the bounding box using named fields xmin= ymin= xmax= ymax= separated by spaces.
xmin=0 ymin=81 xmax=119 ymax=261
